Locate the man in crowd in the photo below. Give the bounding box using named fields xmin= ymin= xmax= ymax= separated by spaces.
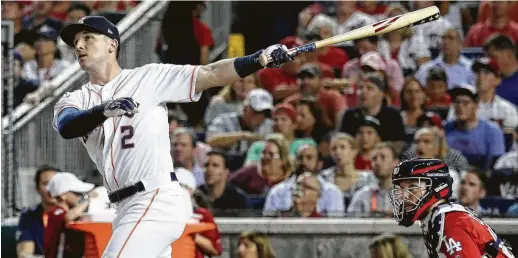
xmin=338 ymin=73 xmax=406 ymax=152
xmin=263 ymin=144 xmax=344 ymax=217
xmin=17 ymin=165 xmax=58 ymax=258
xmin=171 ymin=128 xmax=205 ymax=186
xmin=444 ymin=84 xmax=505 ymax=169
xmin=278 ymin=173 xmax=324 ymax=218
xmin=425 ymin=67 xmax=452 ymax=119
xmin=348 ymin=143 xmax=399 ymax=216
xmin=207 ymin=88 xmax=274 ymax=157
xmin=416 ymin=28 xmax=474 ymax=89
xmin=465 ymin=1 xmax=518 ymax=47
xmin=484 ymin=34 xmax=518 ymax=106
xmin=194 ymin=150 xmax=249 ymax=216
xmin=23 ymin=2 xmax=64 ymax=33
xmin=458 ymin=169 xmax=490 ymax=216
xmin=447 ymin=57 xmax=518 ymax=139
xmin=355 ymin=116 xmax=381 ymax=170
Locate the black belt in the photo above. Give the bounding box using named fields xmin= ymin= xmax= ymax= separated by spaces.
xmin=108 ymin=172 xmax=178 ymax=203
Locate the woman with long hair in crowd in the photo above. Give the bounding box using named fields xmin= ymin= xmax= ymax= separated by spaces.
xmin=369 ymin=234 xmax=412 ymax=258
xmin=399 ymin=77 xmax=443 ymax=143
xmin=320 ymin=133 xmax=376 ymax=202
xmin=238 ymin=231 xmax=276 ymax=258
xmin=229 ymin=134 xmax=293 ymax=195
xmin=204 ymin=74 xmax=257 ymax=125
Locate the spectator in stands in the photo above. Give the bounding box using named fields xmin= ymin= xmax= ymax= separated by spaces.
xmin=277 ymin=173 xmax=324 ymax=217
xmin=50 ymin=2 xmax=71 ymax=22
xmin=191 ymin=1 xmax=215 ymax=65
xmin=95 ymin=1 xmax=127 ymax=24
xmin=172 ymin=128 xmax=205 ymax=186
xmin=284 ymin=64 xmax=347 ymax=128
xmin=263 ymin=144 xmax=344 ymax=217
xmin=411 ymin=127 xmax=461 ymax=198
xmin=458 ymin=169 xmax=489 ymax=216
xmin=2 ymin=1 xmax=25 ymax=44
xmin=369 ymin=234 xmax=412 ymax=258
xmin=378 ymin=4 xmax=431 ymax=76
xmin=425 ymin=67 xmax=452 ymax=119
xmin=16 ymin=165 xmax=58 ymax=258
xmin=205 ymin=74 xmax=257 ymax=125
xmin=237 ymin=231 xmax=275 ymax=258
xmin=229 ymin=134 xmax=292 ymax=195
xmin=400 ymin=118 xmax=469 ymax=173
xmin=478 ymin=1 xmax=518 ymax=24
xmin=445 ymin=84 xmax=505 ymax=169
xmin=175 ymin=168 xmax=222 ymax=258
xmin=45 ymin=172 xmax=110 ymax=258
xmin=294 ymin=97 xmax=333 ymax=146
xmin=22 ymin=27 xmax=71 ymax=105
xmin=335 ymin=0 xmax=376 ymax=56
xmin=338 ymin=73 xmax=406 ymax=151
xmin=257 ymin=40 xmax=304 ymax=101
xmin=245 ymin=103 xmax=316 ymax=165
xmin=399 ymin=78 xmax=443 ymax=143
xmin=58 ymin=3 xmax=92 ymax=63
xmin=343 ymin=36 xmax=404 ymax=92
xmin=168 ymin=111 xmax=188 ymax=134
xmin=415 ymin=28 xmax=474 ymax=89
xmin=300 ymin=31 xmax=337 ymax=78
xmin=207 ymin=88 xmax=274 ymax=157
xmin=465 ymin=1 xmax=518 ymax=47
xmin=355 ymin=116 xmax=381 ymax=171
xmin=436 ymin=1 xmax=473 ymax=36
xmin=169 ymin=112 xmax=212 ymax=167
xmin=348 ymin=142 xmax=399 ymax=216
xmin=321 ymin=133 xmax=376 ymax=199
xmin=357 ymin=1 xmax=388 ymax=21
xmin=194 ymin=150 xmax=249 ymax=216
xmin=23 ymin=2 xmax=64 ymax=33
xmin=490 ymin=127 xmax=518 ymax=200
xmin=484 ymin=34 xmax=518 ymax=106
xmin=411 ymin=2 xmax=455 ymax=50
xmin=507 ymin=203 xmax=518 ymax=217
xmin=447 ymin=57 xmax=518 ymax=136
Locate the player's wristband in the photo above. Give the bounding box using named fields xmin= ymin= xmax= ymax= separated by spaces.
xmin=233 ymin=50 xmax=264 ymax=78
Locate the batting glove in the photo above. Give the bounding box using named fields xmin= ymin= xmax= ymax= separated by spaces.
xmin=102 ymin=97 xmax=139 ymax=117
xmin=260 ymin=44 xmax=295 ymax=68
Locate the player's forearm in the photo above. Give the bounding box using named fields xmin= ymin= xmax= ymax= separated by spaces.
xmin=196 ymin=51 xmax=263 ymax=92
xmin=194 ymin=234 xmax=220 ymax=256
xmin=65 ymin=201 xmax=89 ymax=222
xmin=56 ymin=106 xmax=107 ymax=139
xmin=206 ymin=132 xmax=246 ymax=148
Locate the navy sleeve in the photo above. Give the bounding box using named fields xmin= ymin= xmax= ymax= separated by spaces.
xmin=56 ymin=106 xmax=107 ymax=139
xmin=16 ymin=211 xmax=34 ymax=243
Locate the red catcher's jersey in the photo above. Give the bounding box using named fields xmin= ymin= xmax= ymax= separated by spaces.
xmin=421 ymin=203 xmax=514 ymax=258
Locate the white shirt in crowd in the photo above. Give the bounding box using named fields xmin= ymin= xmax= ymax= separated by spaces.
xmin=58 ymin=38 xmax=78 ymax=64
xmin=336 ymin=11 xmax=376 ymax=46
xmin=21 ymin=59 xmax=70 ymax=85
xmin=494 ymin=151 xmax=518 ymax=170
xmin=414 ymin=16 xmax=454 ymax=49
xmin=378 ymin=34 xmax=431 ymax=73
xmin=447 ymin=95 xmax=518 ymax=131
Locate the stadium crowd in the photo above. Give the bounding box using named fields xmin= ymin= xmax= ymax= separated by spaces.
xmin=3 ymin=1 xmax=518 ymax=258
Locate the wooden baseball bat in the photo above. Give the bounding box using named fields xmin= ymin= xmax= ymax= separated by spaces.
xmin=259 ymin=6 xmax=441 ymax=66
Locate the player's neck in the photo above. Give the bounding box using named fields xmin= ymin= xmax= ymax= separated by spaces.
xmin=88 ymin=62 xmax=122 ymax=86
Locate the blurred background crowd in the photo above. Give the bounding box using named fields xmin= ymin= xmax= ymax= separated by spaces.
xmin=2 ymin=1 xmax=518 ymax=258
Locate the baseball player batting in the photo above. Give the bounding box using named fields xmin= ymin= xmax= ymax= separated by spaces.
xmin=53 ymin=16 xmax=294 ymax=258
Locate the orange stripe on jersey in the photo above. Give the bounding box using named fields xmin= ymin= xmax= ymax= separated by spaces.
xmin=110 ymin=118 xmax=120 ymax=188
xmin=116 ymin=189 xmax=160 ymax=258
xmin=189 ymin=66 xmax=198 ymax=102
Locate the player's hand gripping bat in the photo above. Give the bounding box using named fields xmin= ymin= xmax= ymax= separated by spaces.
xmin=259 ymin=6 xmax=441 ymax=66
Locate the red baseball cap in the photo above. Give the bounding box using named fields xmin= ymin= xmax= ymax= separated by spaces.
xmin=273 ymin=103 xmax=297 ymax=122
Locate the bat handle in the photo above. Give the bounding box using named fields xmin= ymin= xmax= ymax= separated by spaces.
xmin=258 ymin=43 xmax=317 ymax=67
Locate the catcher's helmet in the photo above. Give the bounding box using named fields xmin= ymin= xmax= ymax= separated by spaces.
xmin=389 ymin=158 xmax=453 ymax=227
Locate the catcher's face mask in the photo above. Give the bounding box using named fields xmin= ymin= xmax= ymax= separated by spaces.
xmin=389 ymin=178 xmax=432 ymax=227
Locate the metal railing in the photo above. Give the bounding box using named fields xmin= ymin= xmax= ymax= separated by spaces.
xmin=1 ymin=1 xmax=233 ymax=216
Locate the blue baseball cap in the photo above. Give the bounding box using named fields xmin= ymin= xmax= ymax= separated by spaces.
xmin=60 ymin=16 xmax=120 ymax=48
xmin=37 ymin=26 xmax=58 ymax=41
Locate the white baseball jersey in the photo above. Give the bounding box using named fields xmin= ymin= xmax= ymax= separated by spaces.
xmin=53 ymin=63 xmax=201 ymax=192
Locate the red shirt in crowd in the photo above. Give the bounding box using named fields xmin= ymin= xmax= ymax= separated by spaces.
xmin=194 ymin=207 xmax=222 ymax=258
xmin=257 ymin=68 xmax=298 ymax=93
xmin=193 ymin=17 xmax=215 ymax=48
xmin=426 ymin=94 xmax=452 ymax=109
xmin=228 ymin=165 xmax=278 ymax=195
xmin=354 ymin=155 xmax=372 ymax=170
xmin=477 ymin=1 xmax=518 ymax=24
xmin=465 ymin=21 xmax=518 ymax=47
xmin=318 ymin=47 xmax=349 ymax=74
xmin=285 ymin=89 xmax=347 ymax=127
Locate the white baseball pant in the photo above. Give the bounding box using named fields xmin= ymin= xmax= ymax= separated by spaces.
xmin=101 ymin=180 xmax=188 ymax=258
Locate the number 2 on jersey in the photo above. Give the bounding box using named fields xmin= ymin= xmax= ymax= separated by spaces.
xmin=121 ymin=125 xmax=135 ymax=149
